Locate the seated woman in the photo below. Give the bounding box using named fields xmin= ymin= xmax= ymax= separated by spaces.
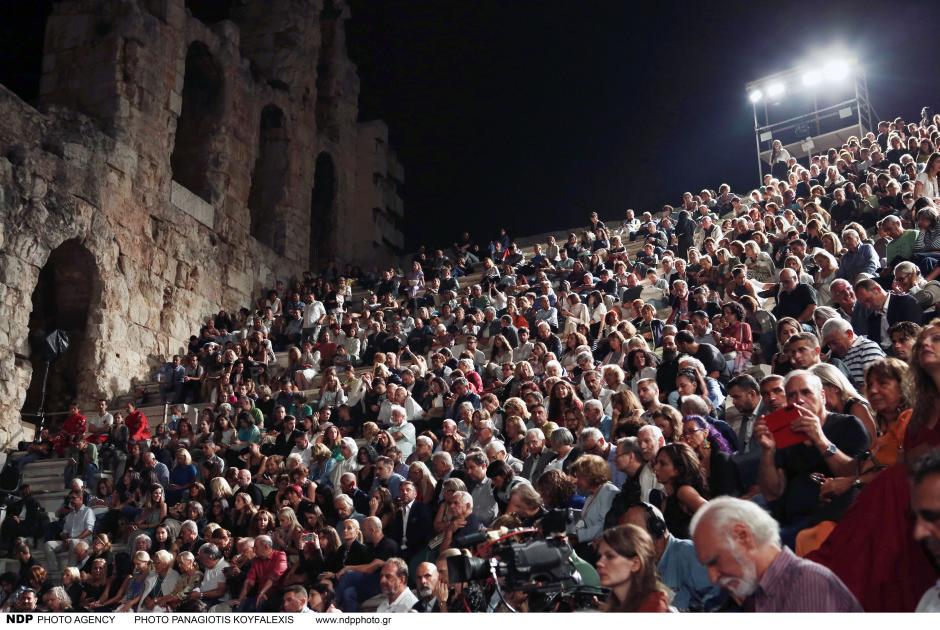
xmin=651 ymin=443 xmax=708 ymax=539
xmin=680 ymin=415 xmax=741 ymax=498
xmin=596 ymin=524 xmax=670 ymax=612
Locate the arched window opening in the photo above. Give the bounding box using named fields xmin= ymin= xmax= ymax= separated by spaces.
xmin=248 ymin=105 xmax=289 ymax=254
xmin=0 ymin=0 xmax=54 ymax=105
xmin=22 ymin=239 xmax=99 ymax=419
xmin=309 ymin=152 xmax=337 ymax=267
xmin=170 ymin=41 xmax=223 ymax=203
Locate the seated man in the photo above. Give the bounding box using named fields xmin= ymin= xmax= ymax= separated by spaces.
xmin=753 ymin=370 xmax=870 ymax=548
xmin=43 ymin=491 xmax=94 ymax=576
xmin=691 ymin=497 xmax=861 ymax=612
xmin=232 ymin=535 xmax=287 ymax=611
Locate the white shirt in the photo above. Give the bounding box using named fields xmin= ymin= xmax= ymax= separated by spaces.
xmin=199 ymin=559 xmax=229 ymax=595
xmin=391 ymin=421 xmax=416 ymax=458
xmin=639 ymin=462 xmax=664 ymax=503
xmin=303 ymin=301 xmax=326 ymax=328
xmin=88 ymin=411 xmax=114 ymax=433
xmin=401 ymin=500 xmax=414 ymax=550
xmin=376 ymin=587 xmax=419 ymax=613
xmin=917 ymin=171 xmax=940 ymax=199
xmin=512 ymin=342 xmax=534 ymax=363
xmin=917 ymin=581 xmax=940 ymax=612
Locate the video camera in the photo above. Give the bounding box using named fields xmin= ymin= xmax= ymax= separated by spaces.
xmin=448 ymin=531 xmax=580 ymax=592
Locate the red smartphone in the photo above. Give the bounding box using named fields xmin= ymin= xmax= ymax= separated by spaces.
xmin=763 ymin=406 xmax=805 ymax=449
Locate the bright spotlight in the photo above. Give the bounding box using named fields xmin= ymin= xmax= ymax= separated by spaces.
xmin=825 ymin=60 xmax=851 ymax=80
xmin=748 ymin=89 xmax=763 ymax=103
xmin=801 ymin=70 xmax=821 ymax=86
xmin=767 ymin=82 xmax=785 ymax=98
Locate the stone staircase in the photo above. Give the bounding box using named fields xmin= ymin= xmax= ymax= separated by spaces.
xmin=0 ymin=456 xmax=131 ymax=583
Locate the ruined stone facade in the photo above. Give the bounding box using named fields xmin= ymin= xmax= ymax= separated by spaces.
xmin=0 ymin=0 xmax=404 ymax=446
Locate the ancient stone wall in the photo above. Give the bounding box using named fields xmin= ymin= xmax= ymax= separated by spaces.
xmin=0 ymin=0 xmax=404 ymax=446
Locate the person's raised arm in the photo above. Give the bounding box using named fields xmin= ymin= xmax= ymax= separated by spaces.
xmin=754 ymin=420 xmax=786 ymax=501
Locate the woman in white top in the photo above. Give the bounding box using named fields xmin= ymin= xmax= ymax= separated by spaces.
xmin=915 ymin=152 xmax=940 ymax=201
xmin=561 ymin=293 xmax=590 ymax=336
xmin=813 ymin=250 xmax=839 ymax=307
xmin=744 ymin=240 xmax=777 ymax=283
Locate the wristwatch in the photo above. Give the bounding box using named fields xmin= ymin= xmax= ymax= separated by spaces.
xmin=822 ymin=442 xmax=838 ymax=458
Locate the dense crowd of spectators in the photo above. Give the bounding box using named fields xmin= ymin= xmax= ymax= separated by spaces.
xmin=4 ymin=113 xmax=940 ymax=614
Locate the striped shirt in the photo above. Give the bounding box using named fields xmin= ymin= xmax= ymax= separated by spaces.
xmin=842 ymin=335 xmax=886 ymax=390
xmin=746 ymin=547 xmax=862 ymax=612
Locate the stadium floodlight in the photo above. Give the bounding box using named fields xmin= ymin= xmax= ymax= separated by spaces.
xmin=824 ymin=59 xmax=851 ymax=81
xmin=801 ymin=69 xmax=822 ymax=86
xmin=766 ymin=82 xmax=785 ymax=98
xmin=748 ymin=89 xmax=763 ymax=103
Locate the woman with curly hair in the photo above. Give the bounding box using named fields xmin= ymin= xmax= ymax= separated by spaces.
xmin=651 ymin=442 xmax=708 ymax=539
xmin=680 ymin=415 xmax=741 ymax=498
xmin=546 ymin=380 xmax=583 ymax=423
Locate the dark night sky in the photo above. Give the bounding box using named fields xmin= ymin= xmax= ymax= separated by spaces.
xmin=347 ymin=0 xmax=940 ymax=251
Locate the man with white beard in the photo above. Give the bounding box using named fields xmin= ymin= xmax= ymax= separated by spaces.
xmin=690 ymin=497 xmax=861 ymax=612
xmin=411 ymin=562 xmax=443 ymax=612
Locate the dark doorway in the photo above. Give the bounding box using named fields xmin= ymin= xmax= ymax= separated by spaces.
xmin=248 ymin=105 xmax=289 ymax=254
xmin=0 ymin=0 xmax=54 ymax=106
xmin=22 ymin=239 xmax=98 ymax=419
xmin=170 ymin=41 xmax=223 ymax=203
xmin=309 ymin=152 xmax=337 ymax=268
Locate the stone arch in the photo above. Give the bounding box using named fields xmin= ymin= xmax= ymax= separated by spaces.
xmin=248 ymin=104 xmax=289 ymax=255
xmin=21 ymin=239 xmax=101 ymax=420
xmin=0 ymin=0 xmax=54 ymax=105
xmin=170 ymin=41 xmax=223 ymax=203
xmin=309 ymin=151 xmax=338 ymax=267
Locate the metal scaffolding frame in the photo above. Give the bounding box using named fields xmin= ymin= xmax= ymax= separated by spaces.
xmin=747 ymin=63 xmax=879 ymax=180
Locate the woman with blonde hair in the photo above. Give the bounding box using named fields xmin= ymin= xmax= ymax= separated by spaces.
xmin=273 ymin=506 xmax=304 ymax=552
xmin=810 ymin=363 xmax=877 ymax=441
xmin=206 ymin=476 xmax=233 ymax=503
xmin=407 ymin=461 xmax=437 ymax=504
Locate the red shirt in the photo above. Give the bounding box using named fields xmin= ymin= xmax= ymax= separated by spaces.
xmin=246 ymin=550 xmax=288 ymax=591
xmin=125 ymin=410 xmax=151 ymax=441
xmin=62 ymin=412 xmax=86 ymax=437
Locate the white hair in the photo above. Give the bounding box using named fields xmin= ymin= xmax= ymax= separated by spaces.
xmin=821 ymin=317 xmax=853 ymax=340
xmin=334 ymin=494 xmax=354 ymax=509
xmin=578 ymin=427 xmax=604 ymax=446
xmin=485 ymin=440 xmax=506 ymax=454
xmin=544 ymin=360 xmax=563 ymax=377
xmin=255 ymin=534 xmax=273 ymax=549
xmin=637 ymin=424 xmax=663 ymax=442
xmin=690 ymin=496 xmax=781 ymax=547
xmin=452 ymin=490 xmax=473 ymax=508
xmin=432 ymin=451 xmax=453 ymax=468
xmin=526 ymin=428 xmax=545 ymax=441
xmin=389 ymin=404 xmax=407 ymax=418
xmin=584 ymin=399 xmax=604 ymax=413
xmin=416 ymin=435 xmax=433 ymax=448
xmin=783 ymin=369 xmax=824 ymax=396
